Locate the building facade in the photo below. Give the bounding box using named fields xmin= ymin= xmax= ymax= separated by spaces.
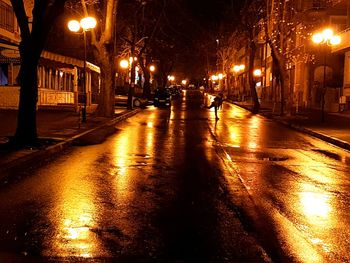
xmin=0 ymin=0 xmax=100 ymax=111
xmin=231 ymin=0 xmax=349 ymax=114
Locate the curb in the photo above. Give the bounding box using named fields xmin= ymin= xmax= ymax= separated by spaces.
xmin=231 ymin=102 xmax=350 ymax=151
xmin=0 ymin=108 xmax=141 ymax=174
xmin=275 ymin=118 xmax=350 ymax=151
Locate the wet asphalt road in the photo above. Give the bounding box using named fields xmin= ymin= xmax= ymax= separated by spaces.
xmin=0 ymin=91 xmax=350 ymax=262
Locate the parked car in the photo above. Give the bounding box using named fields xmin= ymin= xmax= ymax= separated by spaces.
xmin=115 ymin=86 xmax=147 ymax=107
xmin=154 ymin=88 xmax=171 ymax=107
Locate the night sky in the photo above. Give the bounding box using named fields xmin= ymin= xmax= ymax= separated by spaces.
xmin=186 ymin=0 xmax=226 ymax=23
xmin=168 ymin=0 xmax=243 ymax=81
xmin=186 ymin=0 xmax=242 ymax=25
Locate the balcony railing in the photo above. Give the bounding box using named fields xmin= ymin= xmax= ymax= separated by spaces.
xmin=0 ymin=1 xmax=15 ymax=33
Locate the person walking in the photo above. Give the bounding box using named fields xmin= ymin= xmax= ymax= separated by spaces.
xmin=204 ymin=94 xmax=223 ymax=120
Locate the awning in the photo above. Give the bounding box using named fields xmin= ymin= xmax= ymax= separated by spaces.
xmin=41 ymin=50 xmax=100 ymax=73
xmin=0 ymin=39 xmax=100 ymax=73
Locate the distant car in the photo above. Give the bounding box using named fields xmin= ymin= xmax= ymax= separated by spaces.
xmin=168 ymin=85 xmax=181 ymax=98
xmin=154 ymin=88 xmax=171 ymax=107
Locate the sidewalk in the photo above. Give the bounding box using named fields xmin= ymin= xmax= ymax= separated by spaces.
xmin=232 ymin=100 xmax=350 ymax=151
xmin=0 ymin=107 xmax=140 ymax=174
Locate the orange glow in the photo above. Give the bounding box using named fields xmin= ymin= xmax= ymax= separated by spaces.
xmin=67 ymin=20 xmax=80 ymax=32
xmin=80 ymin=17 xmax=97 ymax=30
xmin=253 ymin=69 xmax=262 ymax=77
xmin=119 ymin=59 xmax=129 ymax=69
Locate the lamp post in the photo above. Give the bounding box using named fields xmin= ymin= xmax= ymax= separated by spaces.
xmin=253 ymin=68 xmax=262 ymax=102
xmin=233 ymin=64 xmax=245 ymax=98
xmin=312 ymin=28 xmax=341 ymax=122
xmin=253 ymin=69 xmax=262 ymax=78
xmin=68 ymin=17 xmax=97 ymax=123
xmin=149 ymin=65 xmax=155 ymax=88
xmin=149 ymin=65 xmax=155 ymax=73
xmin=167 ymin=75 xmax=175 ymax=86
xmin=119 ymin=59 xmax=129 ymax=85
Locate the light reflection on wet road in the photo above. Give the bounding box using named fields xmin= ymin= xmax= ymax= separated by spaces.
xmin=211 ymin=94 xmax=350 ymax=262
xmin=0 ymin=91 xmax=349 ymax=262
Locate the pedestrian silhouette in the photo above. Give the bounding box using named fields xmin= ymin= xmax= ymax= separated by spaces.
xmin=204 ymin=94 xmax=223 ymax=120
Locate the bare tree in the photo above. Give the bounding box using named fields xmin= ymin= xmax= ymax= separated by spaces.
xmin=117 ymin=0 xmax=170 ymax=102
xmin=10 ymin=0 xmax=68 ymax=146
xmin=238 ymin=0 xmax=266 ymax=113
xmin=217 ymin=34 xmax=238 ymax=96
xmin=117 ymin=1 xmax=151 ymax=109
xmin=265 ymin=0 xmax=287 ymax=115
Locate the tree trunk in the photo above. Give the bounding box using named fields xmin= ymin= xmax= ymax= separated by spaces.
xmin=139 ymin=55 xmax=151 ymax=99
xmin=270 ymin=47 xmax=287 ymax=116
xmin=248 ymin=41 xmax=260 ymax=113
xmin=143 ymin=71 xmax=151 ymax=98
xmin=266 ymin=0 xmax=288 ymax=115
xmin=96 ymin=44 xmax=115 ymax=117
xmin=14 ymin=55 xmax=39 ymax=145
xmin=266 ymin=33 xmax=288 ymax=116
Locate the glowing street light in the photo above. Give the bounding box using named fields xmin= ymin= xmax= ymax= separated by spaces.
xmin=149 ymin=65 xmax=155 ymax=72
xmin=233 ymin=65 xmax=240 ymax=73
xmin=211 ymin=75 xmax=218 ymax=81
xmin=119 ymin=59 xmax=129 ymax=69
xmin=67 ymin=20 xmax=80 ymax=32
xmin=129 ymin=56 xmax=137 ymax=65
xmin=68 ymin=16 xmax=97 ymax=123
xmin=233 ymin=64 xmax=245 ymax=73
xmin=182 ymin=80 xmax=187 ymax=85
xmin=311 ymin=27 xmax=341 ymax=122
xmin=253 ymin=69 xmax=262 ymax=77
xmin=232 ymin=64 xmax=245 ymax=95
xmin=80 ymin=17 xmax=97 ymax=30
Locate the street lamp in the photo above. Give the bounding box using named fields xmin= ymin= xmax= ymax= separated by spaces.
xmin=253 ymin=69 xmax=262 ymax=100
xmin=120 ymin=59 xmax=129 ymax=69
xmin=119 ymin=59 xmax=129 ymax=85
xmin=168 ymin=75 xmax=175 ymax=84
xmin=233 ymin=64 xmax=245 ymax=97
xmin=312 ymin=28 xmax=341 ymax=122
xmin=68 ymin=16 xmax=97 ymax=123
xmin=253 ymin=69 xmax=262 ymax=77
xmin=233 ymin=65 xmax=240 ymax=73
xmin=149 ymin=65 xmax=155 ymax=72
